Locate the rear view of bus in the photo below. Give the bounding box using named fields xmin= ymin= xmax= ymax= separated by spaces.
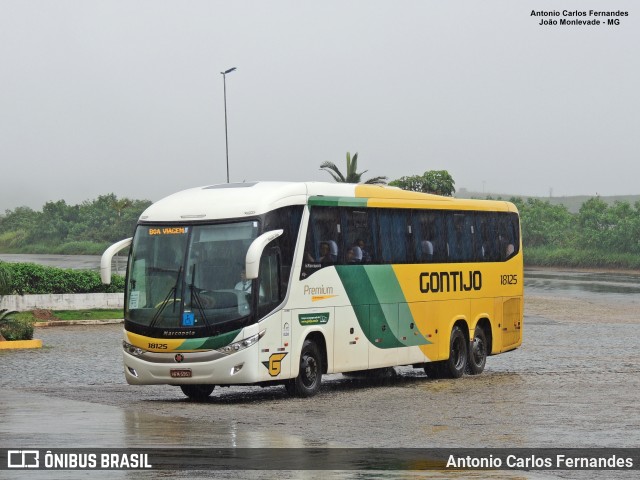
xmin=102 ymin=182 xmax=523 ymax=400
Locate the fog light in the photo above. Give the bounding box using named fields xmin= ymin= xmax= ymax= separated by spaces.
xmin=230 ymin=363 xmax=244 ymax=375
xmin=127 ymin=367 xmax=138 ymax=377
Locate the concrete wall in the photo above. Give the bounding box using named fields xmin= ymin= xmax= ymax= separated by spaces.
xmin=0 ymin=293 xmax=124 ymax=311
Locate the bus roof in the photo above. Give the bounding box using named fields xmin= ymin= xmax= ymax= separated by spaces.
xmin=139 ymin=182 xmax=518 ymax=222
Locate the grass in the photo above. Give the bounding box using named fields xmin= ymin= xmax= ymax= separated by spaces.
xmin=524 ymin=246 xmax=640 ymax=271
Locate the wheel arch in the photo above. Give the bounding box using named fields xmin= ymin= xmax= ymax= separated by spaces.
xmin=301 ymin=330 xmax=328 ymax=375
xmin=473 ymin=317 xmax=493 ymax=356
xmin=441 ymin=317 xmax=470 ymax=360
xmin=452 ymin=317 xmax=470 ymax=343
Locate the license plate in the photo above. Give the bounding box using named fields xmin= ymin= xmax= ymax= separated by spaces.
xmin=170 ymin=369 xmax=192 ymax=378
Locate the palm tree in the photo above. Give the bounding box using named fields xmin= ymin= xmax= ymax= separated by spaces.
xmin=320 ymin=152 xmax=387 ymax=185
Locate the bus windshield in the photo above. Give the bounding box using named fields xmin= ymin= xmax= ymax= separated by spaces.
xmin=125 ymin=221 xmax=259 ymax=333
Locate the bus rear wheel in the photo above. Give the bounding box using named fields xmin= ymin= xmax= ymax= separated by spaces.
xmin=285 ymin=339 xmax=322 ymax=397
xmin=467 ymin=326 xmax=487 ymax=375
xmin=180 ymin=384 xmax=215 ymax=400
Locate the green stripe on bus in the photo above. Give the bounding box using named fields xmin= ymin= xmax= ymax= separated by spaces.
xmin=176 ymin=328 xmax=241 ymax=351
xmin=308 ymin=196 xmax=369 ymax=207
xmin=336 ymin=265 xmax=431 ymax=348
xmin=335 ymin=265 xmax=403 ymax=349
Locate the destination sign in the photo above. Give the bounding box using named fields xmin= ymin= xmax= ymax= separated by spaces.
xmin=148 ymin=227 xmax=188 ymax=236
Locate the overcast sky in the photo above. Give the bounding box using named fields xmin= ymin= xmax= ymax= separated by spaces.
xmin=1 ymin=1 xmax=638 ymax=211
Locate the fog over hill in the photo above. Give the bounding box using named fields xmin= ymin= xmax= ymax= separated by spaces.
xmin=455 ymin=189 xmax=640 ymax=214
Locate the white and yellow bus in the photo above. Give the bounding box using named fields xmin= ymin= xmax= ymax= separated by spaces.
xmin=101 ymin=182 xmax=523 ymax=399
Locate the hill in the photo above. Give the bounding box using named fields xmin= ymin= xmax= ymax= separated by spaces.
xmin=455 ymin=190 xmax=640 ymax=213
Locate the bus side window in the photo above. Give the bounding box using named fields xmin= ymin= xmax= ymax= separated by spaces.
xmin=377 ymin=209 xmax=409 ymax=263
xmin=301 ymin=206 xmax=340 ymax=278
xmin=258 ymin=248 xmax=281 ymax=317
xmin=497 ymin=213 xmax=519 ymax=260
xmin=412 ymin=211 xmax=447 ymax=263
xmin=341 ymin=208 xmax=374 ymax=264
xmin=264 ymin=206 xmax=303 ymax=296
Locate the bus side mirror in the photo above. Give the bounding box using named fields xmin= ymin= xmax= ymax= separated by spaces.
xmin=100 ymin=238 xmax=132 ymax=284
xmin=245 ymin=229 xmax=283 ymax=279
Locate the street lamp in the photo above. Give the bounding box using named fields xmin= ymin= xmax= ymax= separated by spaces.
xmin=221 ymin=67 xmax=236 ymax=183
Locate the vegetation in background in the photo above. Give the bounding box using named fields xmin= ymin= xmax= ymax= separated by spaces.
xmin=513 ymin=197 xmax=640 ymax=270
xmin=0 ymin=194 xmax=151 ymax=254
xmin=389 ymin=170 xmax=456 ymax=196
xmin=0 ymin=262 xmax=10 ymax=295
xmin=0 ymin=309 xmax=35 ymax=341
xmin=16 ymin=309 xmax=123 ymax=322
xmin=320 ymin=152 xmax=388 ymax=185
xmin=0 ymin=262 xmax=124 ymax=294
xmin=2 ymin=186 xmax=640 ymax=272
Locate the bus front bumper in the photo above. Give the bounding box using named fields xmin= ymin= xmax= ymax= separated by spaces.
xmin=122 ymin=346 xmax=261 ymax=386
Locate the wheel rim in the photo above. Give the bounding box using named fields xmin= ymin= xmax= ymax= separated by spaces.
xmin=452 ymin=336 xmax=465 ymax=370
xmin=472 ymin=335 xmax=486 ymax=366
xmin=301 ymin=354 xmax=318 ymax=388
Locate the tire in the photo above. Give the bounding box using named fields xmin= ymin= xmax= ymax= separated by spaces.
xmin=285 ymin=339 xmax=323 ymax=397
xmin=440 ymin=325 xmax=468 ymax=379
xmin=466 ymin=326 xmax=488 ymax=375
xmin=180 ymin=384 xmax=215 ymax=400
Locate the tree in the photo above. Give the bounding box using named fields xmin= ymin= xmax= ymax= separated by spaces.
xmin=70 ymin=194 xmax=151 ymax=243
xmin=389 ymin=170 xmax=456 ymax=196
xmin=517 ymin=198 xmax=574 ymax=248
xmin=320 ymin=152 xmax=387 ymax=185
xmin=37 ymin=200 xmax=79 ymax=245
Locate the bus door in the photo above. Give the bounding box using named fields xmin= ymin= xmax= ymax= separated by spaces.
xmin=257 ymin=248 xmax=291 ymax=381
xmin=258 ymin=310 xmax=290 ymax=381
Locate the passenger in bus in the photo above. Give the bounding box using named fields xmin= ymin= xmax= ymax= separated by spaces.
xmin=498 ymin=234 xmax=515 ymax=259
xmin=318 ymin=240 xmax=338 ymax=264
xmin=356 ymin=239 xmax=372 ymax=263
xmin=420 ymin=240 xmax=434 ymax=262
xmin=345 ymin=246 xmax=363 ymax=264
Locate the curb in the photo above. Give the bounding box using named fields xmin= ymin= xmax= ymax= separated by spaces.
xmin=0 ymin=339 xmax=43 ymax=350
xmin=34 ymin=319 xmax=124 ymax=327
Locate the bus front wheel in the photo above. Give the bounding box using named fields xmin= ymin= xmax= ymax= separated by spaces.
xmin=180 ymin=384 xmax=215 ymax=400
xmin=285 ymin=339 xmax=322 ymax=397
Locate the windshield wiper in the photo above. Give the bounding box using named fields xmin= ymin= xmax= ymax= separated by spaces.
xmin=188 ymin=264 xmax=211 ymax=328
xmin=149 ymin=266 xmax=182 ymax=328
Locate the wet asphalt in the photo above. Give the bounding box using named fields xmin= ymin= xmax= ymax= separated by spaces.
xmin=1 ymin=270 xmax=639 ymax=479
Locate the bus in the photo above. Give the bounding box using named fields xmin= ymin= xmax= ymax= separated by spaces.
xmin=101 ymin=182 xmax=523 ymax=400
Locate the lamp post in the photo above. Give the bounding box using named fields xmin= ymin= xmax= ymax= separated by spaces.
xmin=221 ymin=67 xmax=236 ymax=183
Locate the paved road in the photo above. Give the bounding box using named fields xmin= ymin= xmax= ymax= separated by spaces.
xmin=2 ymin=303 xmax=639 ymax=479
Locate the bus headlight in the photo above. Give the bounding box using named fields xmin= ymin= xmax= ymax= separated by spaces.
xmin=123 ymin=341 xmax=147 ymax=357
xmin=217 ymin=330 xmax=266 ymax=355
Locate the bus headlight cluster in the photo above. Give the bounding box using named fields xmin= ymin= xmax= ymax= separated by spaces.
xmin=217 ymin=330 xmax=265 ymax=355
xmin=123 ymin=341 xmax=147 ymax=357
